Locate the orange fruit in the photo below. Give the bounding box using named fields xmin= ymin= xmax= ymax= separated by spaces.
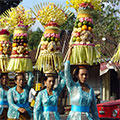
xmin=81 ymin=25 xmax=87 ymax=31
xmin=88 ymin=27 xmax=92 ymax=32
xmin=12 ymin=43 xmax=17 ymax=47
xmin=76 ymin=37 xmax=81 ymax=42
xmin=24 ymin=43 xmax=27 ymax=47
xmin=0 ymin=47 xmax=3 ymax=51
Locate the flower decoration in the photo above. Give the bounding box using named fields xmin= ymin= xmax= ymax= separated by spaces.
xmin=31 ymin=3 xmax=72 ymax=72
xmin=66 ymin=0 xmax=101 ymax=11
xmin=79 ymin=2 xmax=94 ymax=9
xmin=0 ymin=29 xmax=12 ymax=72
xmin=0 ymin=6 xmax=35 ymax=72
xmin=0 ymin=5 xmax=35 ymax=33
xmin=31 ymin=3 xmax=72 ymax=26
xmin=65 ymin=0 xmax=101 ymax=65
xmin=0 ymin=29 xmax=10 ymax=35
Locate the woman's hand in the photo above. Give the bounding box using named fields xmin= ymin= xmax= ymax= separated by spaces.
xmin=18 ymin=108 xmax=27 ymax=113
xmin=28 ymin=72 xmax=34 ymax=81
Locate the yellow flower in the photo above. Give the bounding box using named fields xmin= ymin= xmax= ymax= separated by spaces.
xmin=0 ymin=5 xmax=35 ymax=33
xmin=65 ymin=0 xmax=101 ymax=11
xmin=32 ymin=3 xmax=71 ymax=26
xmin=66 ymin=1 xmax=69 ymax=4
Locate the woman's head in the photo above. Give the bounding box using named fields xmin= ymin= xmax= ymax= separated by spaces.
xmin=14 ymin=73 xmax=26 ymax=87
xmin=73 ymin=66 xmax=88 ymax=84
xmin=0 ymin=73 xmax=8 ymax=86
xmin=44 ymin=74 xmax=56 ymax=90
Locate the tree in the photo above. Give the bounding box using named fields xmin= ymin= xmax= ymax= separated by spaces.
xmin=0 ymin=0 xmax=22 ymax=14
xmin=27 ymin=27 xmax=43 ymax=50
xmin=92 ymin=0 xmax=120 ymax=57
xmin=60 ymin=12 xmax=76 ymax=31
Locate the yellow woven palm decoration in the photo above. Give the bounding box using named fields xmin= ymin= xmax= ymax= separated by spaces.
xmin=31 ymin=3 xmax=72 ymax=73
xmin=0 ymin=10 xmax=13 ymax=72
xmin=0 ymin=5 xmax=35 ymax=33
xmin=64 ymin=0 xmax=101 ymax=65
xmin=1 ymin=5 xmax=35 ymax=72
xmin=111 ymin=43 xmax=120 ymax=63
xmin=66 ymin=0 xmax=101 ymax=11
xmin=0 ymin=29 xmax=12 ymax=72
xmin=31 ymin=3 xmax=72 ymax=26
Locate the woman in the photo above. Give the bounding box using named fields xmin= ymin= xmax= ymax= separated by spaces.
xmin=7 ymin=72 xmax=34 ymax=120
xmin=0 ymin=73 xmax=9 ymax=120
xmin=64 ymin=45 xmax=100 ymax=120
xmin=33 ymin=71 xmax=65 ymax=120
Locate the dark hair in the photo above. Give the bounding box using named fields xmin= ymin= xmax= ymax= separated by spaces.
xmin=44 ymin=76 xmax=55 ymax=81
xmin=0 ymin=73 xmax=8 ymax=79
xmin=43 ymin=73 xmax=57 ymax=81
xmin=40 ymin=73 xmax=57 ymax=91
xmin=14 ymin=72 xmax=25 ymax=81
xmin=73 ymin=66 xmax=88 ymax=82
xmin=35 ymin=86 xmax=47 ymax=97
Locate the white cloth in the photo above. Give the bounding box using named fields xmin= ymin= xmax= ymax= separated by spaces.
xmin=28 ymin=88 xmax=36 ymax=102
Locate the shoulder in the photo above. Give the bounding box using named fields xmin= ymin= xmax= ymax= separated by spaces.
xmin=0 ymin=86 xmax=3 ymax=93
xmin=8 ymin=86 xmax=16 ymax=93
xmin=0 ymin=85 xmax=3 ymax=89
xmin=37 ymin=89 xmax=46 ymax=96
xmin=85 ymin=83 xmax=92 ymax=89
xmin=85 ymin=83 xmax=94 ymax=92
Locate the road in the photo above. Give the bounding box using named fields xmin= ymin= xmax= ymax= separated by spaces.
xmin=60 ymin=114 xmax=68 ymax=120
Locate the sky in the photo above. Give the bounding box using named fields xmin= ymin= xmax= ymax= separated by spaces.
xmin=20 ymin=0 xmax=67 ymax=9
xmin=20 ymin=0 xmax=76 ymax=31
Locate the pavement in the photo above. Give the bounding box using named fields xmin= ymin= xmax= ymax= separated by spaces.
xmin=60 ymin=114 xmax=68 ymax=120
xmin=31 ymin=114 xmax=68 ymax=120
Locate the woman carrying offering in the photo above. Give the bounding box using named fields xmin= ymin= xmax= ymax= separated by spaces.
xmin=7 ymin=72 xmax=34 ymax=120
xmin=64 ymin=45 xmax=100 ymax=120
xmin=33 ymin=71 xmax=65 ymax=120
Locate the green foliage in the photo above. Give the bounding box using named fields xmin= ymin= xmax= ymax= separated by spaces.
xmin=27 ymin=27 xmax=43 ymax=50
xmin=93 ymin=0 xmax=120 ymax=38
xmin=60 ymin=12 xmax=76 ymax=31
xmin=92 ymin=0 xmax=120 ymax=57
xmin=0 ymin=0 xmax=22 ymax=14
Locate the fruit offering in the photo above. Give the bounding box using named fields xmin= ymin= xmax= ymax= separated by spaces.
xmin=11 ymin=25 xmax=29 ymax=58
xmin=0 ymin=5 xmax=35 ymax=72
xmin=66 ymin=0 xmax=101 ymax=65
xmin=40 ymin=21 xmax=61 ymax=52
xmin=7 ymin=25 xmax=33 ymax=72
xmin=70 ymin=2 xmax=95 ymax=44
xmin=32 ymin=3 xmax=72 ymax=72
xmin=0 ymin=29 xmax=11 ymax=72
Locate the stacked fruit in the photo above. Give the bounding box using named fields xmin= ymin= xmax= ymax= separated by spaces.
xmin=65 ymin=0 xmax=101 ymax=65
xmin=44 ymin=21 xmax=59 ymax=27
xmin=33 ymin=3 xmax=72 ymax=72
xmin=74 ymin=17 xmax=93 ymax=30
xmin=72 ymin=17 xmax=94 ymax=42
xmin=40 ymin=21 xmax=61 ymax=52
xmin=11 ymin=26 xmax=29 ymax=58
xmin=43 ymin=32 xmax=60 ymax=43
xmin=0 ymin=29 xmax=11 ymax=57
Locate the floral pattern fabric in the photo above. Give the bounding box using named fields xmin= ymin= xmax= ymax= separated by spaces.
xmin=7 ymin=72 xmax=34 ymax=119
xmin=64 ymin=61 xmax=100 ymax=120
xmin=33 ymin=71 xmax=65 ymax=120
xmin=0 ymin=86 xmax=9 ymax=115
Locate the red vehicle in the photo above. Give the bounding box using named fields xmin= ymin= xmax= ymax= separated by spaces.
xmin=97 ymin=99 xmax=120 ymax=120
